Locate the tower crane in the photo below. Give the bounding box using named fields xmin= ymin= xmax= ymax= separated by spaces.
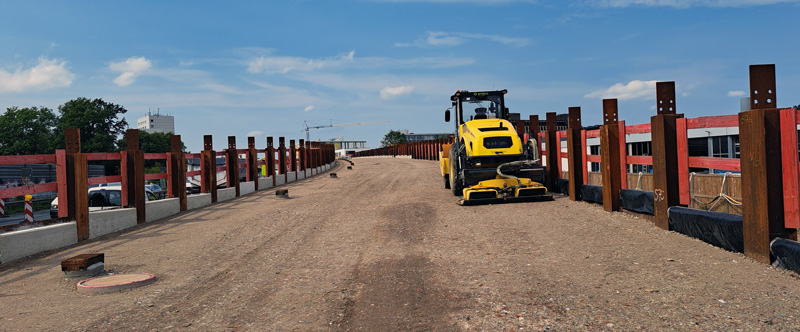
xmin=303 ymin=120 xmax=389 ymax=141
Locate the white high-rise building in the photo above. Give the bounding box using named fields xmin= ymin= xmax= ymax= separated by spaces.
xmin=137 ymin=110 xmax=175 ymax=134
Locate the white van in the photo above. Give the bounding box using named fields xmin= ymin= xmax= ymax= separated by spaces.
xmin=50 ymin=186 xmax=157 ymax=219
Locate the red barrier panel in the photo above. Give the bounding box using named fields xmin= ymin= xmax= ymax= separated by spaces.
xmin=0 ymin=154 xmax=56 ymax=165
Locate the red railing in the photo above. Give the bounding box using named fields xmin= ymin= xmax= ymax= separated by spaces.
xmin=536 ymin=108 xmax=798 ymax=229
xmin=0 ymin=154 xmax=58 ymax=199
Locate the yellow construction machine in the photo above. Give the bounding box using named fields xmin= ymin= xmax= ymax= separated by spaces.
xmin=440 ymin=89 xmax=552 ymax=205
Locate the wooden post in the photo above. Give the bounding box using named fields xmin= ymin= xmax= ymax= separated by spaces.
xmin=278 ymin=137 xmax=287 ymax=183
xmin=556 ymin=131 xmax=563 ymax=179
xmin=566 ymin=107 xmax=583 ymax=201
xmin=64 ymin=129 xmax=89 ymax=241
xmin=516 ymin=120 xmax=526 ymax=143
xmin=600 ymin=99 xmax=622 ymax=212
xmin=247 ymin=137 xmax=258 ymax=191
xmin=651 ymin=82 xmax=682 ymax=230
xmin=290 ymin=140 xmax=297 ymax=172
xmin=529 ymin=115 xmax=540 ymax=162
xmin=267 ymin=137 xmax=275 ymax=186
xmin=545 ymin=112 xmax=559 ymax=190
xmin=581 ymin=129 xmax=588 ymax=185
xmin=227 ymin=136 xmax=240 ymax=197
xmin=305 ymin=141 xmax=311 ymax=174
xmin=780 ymin=109 xmax=800 ymax=229
xmin=201 ymin=135 xmax=218 ymax=203
xmin=740 ymin=64 xmax=796 ymax=263
xmin=618 ymin=120 xmax=628 ymax=190
xmin=677 ymin=117 xmax=690 ymax=205
xmin=124 ymin=129 xmax=146 ymax=224
xmin=299 ymin=139 xmax=306 ymax=172
xmin=316 ymin=143 xmax=322 ymax=167
xmin=170 ymin=135 xmax=187 ymax=211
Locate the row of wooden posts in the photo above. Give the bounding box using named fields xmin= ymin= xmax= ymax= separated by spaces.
xmin=354 ymin=64 xmax=798 ymax=264
xmin=58 ymin=129 xmax=335 ymax=241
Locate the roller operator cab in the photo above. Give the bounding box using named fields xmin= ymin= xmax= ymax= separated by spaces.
xmin=440 ymin=89 xmax=551 ymax=205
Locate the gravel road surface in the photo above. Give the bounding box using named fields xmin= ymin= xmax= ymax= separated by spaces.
xmin=1 ymin=157 xmax=799 ymax=331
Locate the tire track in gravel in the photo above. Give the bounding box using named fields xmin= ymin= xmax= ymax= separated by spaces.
xmin=335 ymin=160 xmax=470 ymax=332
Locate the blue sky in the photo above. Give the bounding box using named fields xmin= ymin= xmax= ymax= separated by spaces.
xmin=1 ymin=0 xmax=799 ymax=152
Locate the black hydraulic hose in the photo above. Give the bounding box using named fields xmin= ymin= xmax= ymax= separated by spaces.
xmin=496 ymin=160 xmax=536 ymax=192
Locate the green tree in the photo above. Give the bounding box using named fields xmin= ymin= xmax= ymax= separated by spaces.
xmin=116 ymin=130 xmax=184 ymax=153
xmin=0 ymin=106 xmax=57 ymax=155
xmin=381 ymin=130 xmax=407 ymax=147
xmin=55 ymin=98 xmax=128 ymax=153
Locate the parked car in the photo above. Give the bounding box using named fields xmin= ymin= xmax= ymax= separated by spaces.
xmin=50 ymin=186 xmax=157 ymax=219
xmin=145 ymin=184 xmax=166 ymax=199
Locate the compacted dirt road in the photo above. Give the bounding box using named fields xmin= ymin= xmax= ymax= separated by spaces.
xmin=1 ymin=157 xmax=799 ymax=331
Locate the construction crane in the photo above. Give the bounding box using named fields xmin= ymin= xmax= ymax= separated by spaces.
xmin=303 ymin=120 xmax=389 ymax=141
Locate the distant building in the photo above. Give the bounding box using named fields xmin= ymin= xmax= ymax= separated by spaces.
xmin=137 ymin=110 xmax=175 ymax=134
xmin=321 ymin=137 xmax=370 ymax=157
xmin=396 ymin=130 xmax=451 ymax=142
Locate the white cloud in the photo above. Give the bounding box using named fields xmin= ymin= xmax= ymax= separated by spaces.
xmin=0 ymin=57 xmax=75 ymax=92
xmin=728 ymin=90 xmax=746 ymax=97
xmin=584 ymin=80 xmax=657 ymax=100
xmin=247 ymin=51 xmax=355 ymax=74
xmin=405 ymin=31 xmax=530 ymax=47
xmin=113 ymin=72 xmax=137 ymax=87
xmin=587 ymin=0 xmax=800 ymax=7
xmin=109 ymin=56 xmax=152 ymax=87
xmin=380 ymin=86 xmax=415 ymax=100
xmin=427 ymin=32 xmax=465 ymax=46
xmin=247 ymin=131 xmax=265 ymax=137
xmin=304 ymin=105 xmax=315 ymax=112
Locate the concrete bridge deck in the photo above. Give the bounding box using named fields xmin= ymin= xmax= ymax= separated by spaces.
xmin=0 ymin=158 xmax=798 ymax=331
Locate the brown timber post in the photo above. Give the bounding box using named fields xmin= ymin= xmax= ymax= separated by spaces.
xmin=299 ymin=139 xmax=306 ymax=173
xmin=545 ymin=112 xmax=559 ymax=191
xmin=739 ymin=64 xmax=796 ymax=263
xmin=170 ymin=135 xmax=187 ymax=211
xmin=516 ymin=120 xmax=526 ymax=143
xmin=566 ymin=107 xmax=583 ymax=201
xmin=267 ymin=137 xmax=276 ymax=186
xmin=227 ymin=136 xmax=240 ymax=197
xmin=651 ymin=82 xmax=682 ymax=230
xmin=290 ymin=140 xmax=297 ymax=173
xmin=201 ymin=135 xmax=218 ymax=203
xmin=124 ymin=129 xmax=146 ymax=224
xmin=64 ymin=129 xmax=89 ymax=240
xmin=278 ymin=137 xmax=287 ymax=183
xmin=316 ymin=143 xmax=322 ymax=167
xmin=305 ymin=141 xmax=312 ymax=175
xmin=600 ymin=99 xmax=622 ymax=212
xmin=529 ymin=115 xmax=540 ymax=162
xmin=247 ymin=137 xmax=258 ymax=191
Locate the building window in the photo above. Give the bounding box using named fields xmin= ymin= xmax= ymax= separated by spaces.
xmin=589 ymin=145 xmax=600 ymax=172
xmin=711 ymin=136 xmax=729 ymax=158
xmin=628 ymin=141 xmax=651 ymax=156
xmin=688 ymin=138 xmax=709 ymax=157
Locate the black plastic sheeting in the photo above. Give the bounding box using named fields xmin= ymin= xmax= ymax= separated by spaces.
xmin=580 ymin=185 xmax=603 ymax=204
xmin=619 ymin=189 xmax=654 ymax=215
xmin=668 ymin=207 xmax=744 ymax=253
xmin=771 ymin=238 xmax=800 ymax=274
xmin=555 ymin=178 xmax=570 ymax=195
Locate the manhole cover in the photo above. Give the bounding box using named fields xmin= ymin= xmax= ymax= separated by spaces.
xmin=77 ymin=273 xmax=156 ymax=294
